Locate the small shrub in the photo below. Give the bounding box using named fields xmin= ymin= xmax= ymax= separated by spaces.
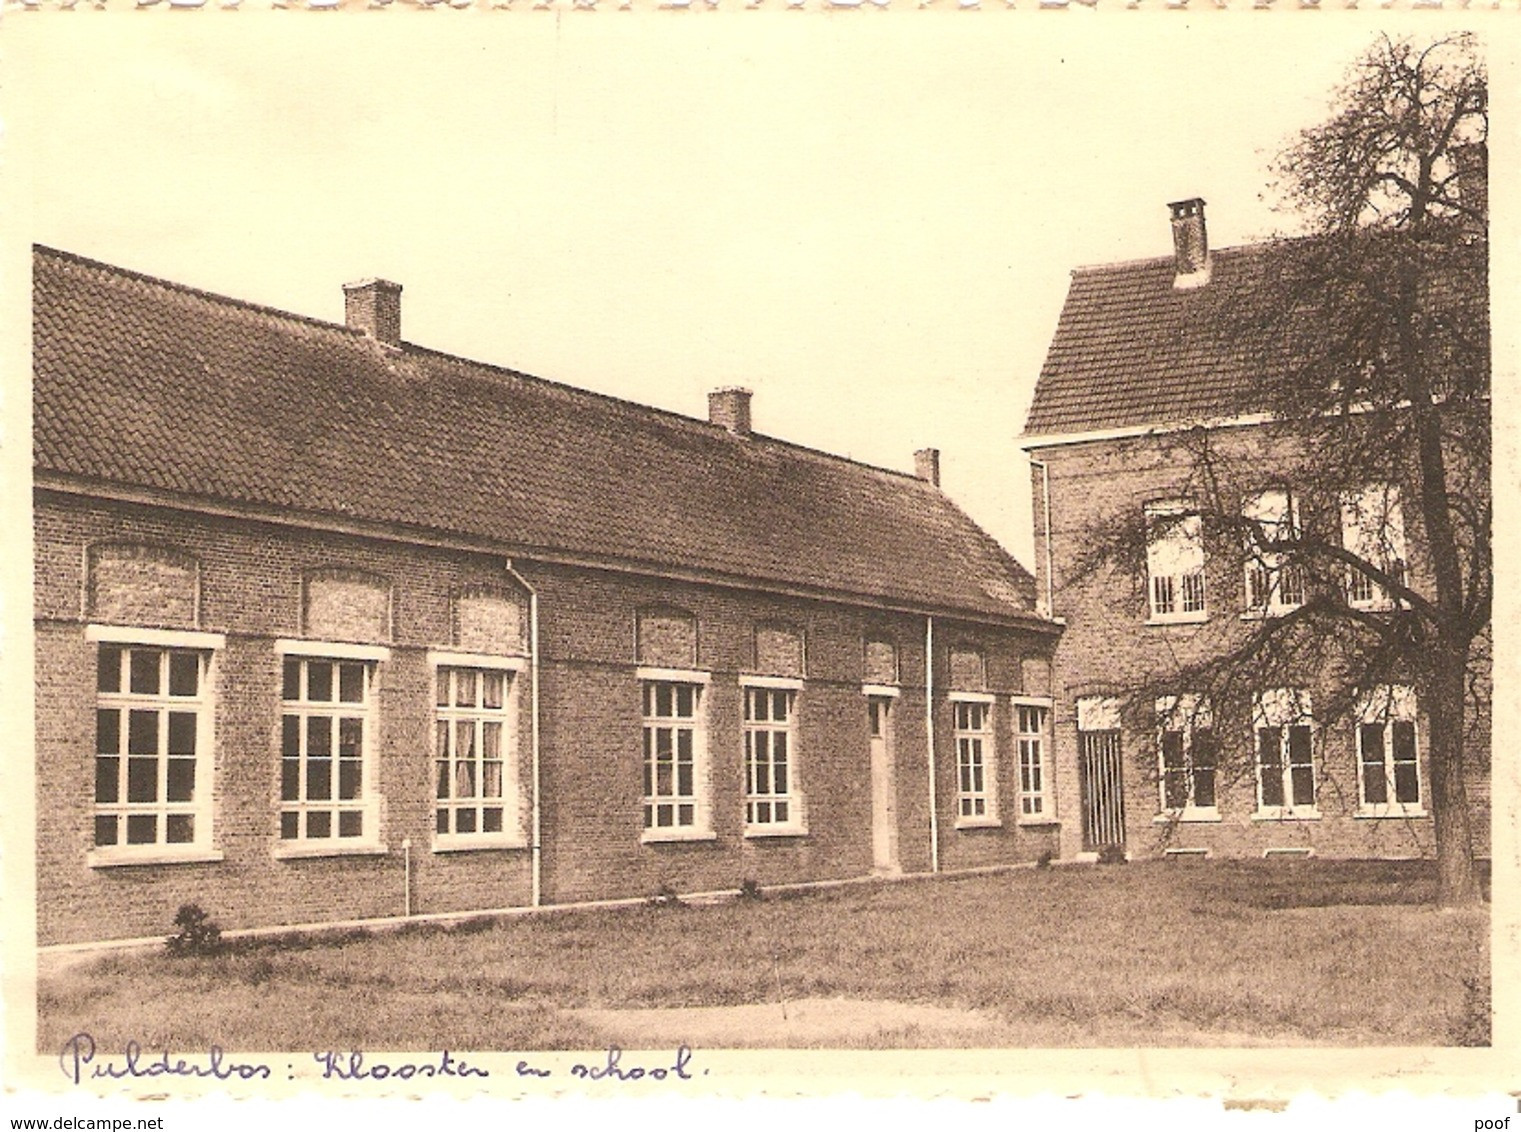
xmin=1097 ymin=845 xmax=1128 ymax=866
xmin=737 ymin=878 xmax=765 ymax=902
xmin=1036 ymin=851 xmax=1054 ymax=870
xmin=1451 ymin=975 xmax=1492 ymax=1046
xmin=165 ymin=903 xmax=223 ymax=957
xmin=647 ymin=883 xmax=684 ymax=908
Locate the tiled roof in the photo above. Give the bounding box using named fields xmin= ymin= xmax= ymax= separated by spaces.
xmin=34 ymin=246 xmax=1039 ymax=623
xmin=1024 ymin=245 xmax=1272 ymax=439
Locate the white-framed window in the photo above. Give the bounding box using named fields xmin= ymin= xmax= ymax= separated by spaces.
xmin=952 ymin=693 xmax=998 ymax=826
xmin=1243 ymin=488 xmax=1306 ymax=616
xmin=639 ymin=667 xmax=712 ymax=841
xmin=431 ymin=651 xmax=525 ymax=849
xmin=1156 ymin=694 xmax=1218 ymax=820
xmin=1356 ymin=684 xmax=1424 ymax=817
xmin=88 ymin=625 xmax=225 ymax=865
xmin=1014 ymin=698 xmax=1054 ymax=821
xmin=277 ymin=641 xmax=388 ymax=854
xmin=742 ymin=676 xmax=805 ymax=835
xmin=1341 ymin=484 xmax=1408 ymax=611
xmin=1146 ymin=501 xmax=1207 ymax=623
xmin=1253 ymin=688 xmax=1318 ymax=819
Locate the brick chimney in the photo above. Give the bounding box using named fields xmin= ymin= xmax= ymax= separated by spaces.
xmin=1168 ymin=198 xmax=1210 ymax=289
xmin=343 ymin=278 xmax=403 ymax=346
xmin=708 ymin=387 xmax=753 ymax=435
xmin=914 ymin=447 xmax=940 ymax=488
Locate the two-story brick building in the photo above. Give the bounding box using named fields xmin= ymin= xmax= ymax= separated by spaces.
xmin=1021 ymin=201 xmax=1489 ymax=864
xmin=34 ymin=245 xmax=1062 ymax=948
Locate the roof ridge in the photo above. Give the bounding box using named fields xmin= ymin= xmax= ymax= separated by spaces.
xmin=36 ymin=244 xmax=931 ymax=489
xmin=1067 ymin=239 xmax=1278 ymax=277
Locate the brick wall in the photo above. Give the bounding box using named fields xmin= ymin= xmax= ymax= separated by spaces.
xmin=36 ymin=492 xmax=1058 ymax=945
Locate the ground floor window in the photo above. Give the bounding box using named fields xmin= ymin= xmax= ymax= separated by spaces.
xmin=953 ymin=696 xmax=997 ymax=824
xmin=279 ymin=647 xmax=383 ymax=847
xmin=1157 ymin=694 xmax=1217 ymax=819
xmin=640 ymin=671 xmax=709 ymax=837
xmin=1254 ymin=688 xmax=1317 ymax=817
xmin=92 ymin=632 xmax=218 ymax=856
xmin=434 ymin=661 xmax=520 ymax=845
xmin=1015 ymin=701 xmax=1052 ymax=819
xmin=1356 ymin=685 xmax=1422 ymax=815
xmin=743 ymin=681 xmax=804 ymax=833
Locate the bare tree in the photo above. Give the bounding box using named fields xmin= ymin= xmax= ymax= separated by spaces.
xmin=1072 ymin=35 xmax=1488 ymax=905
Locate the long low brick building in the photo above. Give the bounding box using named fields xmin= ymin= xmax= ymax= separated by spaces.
xmin=33 ymin=245 xmax=1061 ymax=947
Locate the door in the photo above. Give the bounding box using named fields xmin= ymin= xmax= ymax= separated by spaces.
xmin=1079 ymin=729 xmax=1127 ymax=851
xmin=868 ymin=696 xmax=900 ymax=873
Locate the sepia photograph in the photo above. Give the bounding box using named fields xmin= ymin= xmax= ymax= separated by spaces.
xmin=3 ymin=6 xmax=1514 ymax=1110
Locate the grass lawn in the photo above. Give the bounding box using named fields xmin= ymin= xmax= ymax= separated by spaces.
xmin=38 ymin=859 xmax=1489 ymax=1051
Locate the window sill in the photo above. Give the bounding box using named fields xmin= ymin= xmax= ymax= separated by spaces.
xmin=640 ymin=828 xmax=718 ymax=845
xmin=272 ymin=841 xmax=389 ymax=860
xmin=433 ymin=836 xmax=529 ymax=853
xmin=955 ymin=816 xmax=1004 ymax=831
xmin=88 ymin=847 xmax=225 ymax=869
xmin=1240 ymin=608 xmax=1304 ymax=622
xmin=1017 ymin=815 xmax=1061 ymax=828
xmin=1356 ymin=806 xmax=1428 ymax=820
xmin=743 ymin=825 xmax=809 ymax=839
xmin=1144 ymin=615 xmax=1210 ymax=627
xmin=1252 ymin=810 xmax=1322 ymax=822
xmin=1154 ymin=808 xmax=1221 ymax=824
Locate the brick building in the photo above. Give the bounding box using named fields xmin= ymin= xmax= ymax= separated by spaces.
xmin=1021 ymin=201 xmax=1490 ymax=863
xmin=33 ymin=246 xmax=1060 ymax=947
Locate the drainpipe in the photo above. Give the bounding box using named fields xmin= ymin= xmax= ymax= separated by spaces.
xmin=504 ymin=560 xmax=543 ymax=908
xmin=1030 ymin=456 xmax=1056 ymax=618
xmin=925 ymin=615 xmax=939 ymax=874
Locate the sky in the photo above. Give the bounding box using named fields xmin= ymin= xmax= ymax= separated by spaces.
xmin=6 ymin=11 xmax=1507 ymax=566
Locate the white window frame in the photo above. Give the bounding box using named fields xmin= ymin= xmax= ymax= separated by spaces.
xmin=274 ymin=642 xmax=389 ymax=858
xmin=952 ymin=692 xmax=999 ymax=828
xmin=86 ymin=625 xmax=226 ymax=867
xmin=740 ymin=675 xmax=806 ymax=837
xmin=1155 ymin=694 xmax=1219 ymax=822
xmin=1340 ymin=484 xmax=1408 ymax=611
xmin=1251 ymin=688 xmax=1320 ymax=820
xmin=1355 ymin=685 xmax=1426 ymax=818
xmin=1146 ymin=501 xmax=1207 ymax=624
xmin=1242 ymin=488 xmax=1306 ymax=618
xmin=1013 ymin=696 xmax=1055 ymax=823
xmin=429 ymin=651 xmax=527 ymax=851
xmin=638 ymin=666 xmax=713 ymax=843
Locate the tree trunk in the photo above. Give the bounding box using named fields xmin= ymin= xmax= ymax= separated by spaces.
xmin=1426 ymin=650 xmax=1482 ymax=906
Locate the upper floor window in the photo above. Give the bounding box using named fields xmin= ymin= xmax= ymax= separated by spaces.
xmin=1253 ymin=688 xmax=1317 ymax=818
xmin=278 ymin=642 xmax=389 ymax=853
xmin=1156 ymin=694 xmax=1217 ymax=820
xmin=432 ymin=653 xmax=526 ymax=849
xmin=89 ymin=625 xmax=224 ymax=864
xmin=952 ymin=694 xmax=998 ymax=827
xmin=1146 ymin=502 xmax=1206 ymax=623
xmin=1341 ymin=484 xmax=1408 ymax=611
xmin=639 ymin=668 xmax=711 ymax=840
xmin=742 ymin=678 xmax=805 ymax=835
xmin=1356 ymin=685 xmax=1423 ymax=816
xmin=1242 ymin=488 xmax=1306 ymax=616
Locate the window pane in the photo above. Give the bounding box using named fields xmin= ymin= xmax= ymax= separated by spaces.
xmin=456 ymin=669 xmax=477 ymax=708
xmin=95 ymin=814 xmax=118 ymax=847
xmin=1290 ymin=764 xmax=1315 ymax=808
xmin=338 ymin=758 xmax=362 ymax=801
xmin=166 ymin=814 xmax=194 ymax=844
xmin=1360 ymin=723 xmax=1388 ymax=804
xmin=457 ymin=808 xmax=477 ymax=834
xmin=306 ymin=811 xmax=331 ymax=839
xmin=455 ymin=757 xmax=475 ymax=800
xmin=1393 ymin=721 xmax=1419 ymax=803
xmin=167 ymin=712 xmax=197 ymax=756
xmin=677 ymin=685 xmax=694 ymax=717
xmin=437 ymin=808 xmax=450 ymax=834
xmin=282 ymin=715 xmax=301 ymax=757
xmin=307 ymin=716 xmax=332 ymax=757
xmin=677 ymin=761 xmax=693 ymax=797
xmin=436 ymin=759 xmax=451 ymax=799
xmin=437 ymin=668 xmax=451 ymax=707
xmin=283 ymin=658 xmax=303 ymax=701
xmin=281 ymin=757 xmax=300 ymax=802
xmin=307 ymin=661 xmax=333 ymax=703
xmin=483 ymin=671 xmax=505 ymax=710
xmin=656 ymin=684 xmax=673 ymax=717
xmin=98 ymin=646 xmax=122 ymax=694
xmin=483 ymin=721 xmax=501 ymax=760
xmin=338 ymin=811 xmax=363 ymax=838
xmin=127 ymin=758 xmax=157 ymax=804
xmin=127 ymin=709 xmax=158 ymax=755
xmin=168 ymin=652 xmax=199 ymax=697
xmin=483 ymin=807 xmax=503 ymax=833
xmin=95 ymin=756 xmax=120 ymax=804
xmin=167 ymin=757 xmax=196 ymax=803
xmin=339 ymin=717 xmax=363 ymax=758
xmin=308 ymin=754 xmax=332 ymax=801
xmin=129 ymin=649 xmax=161 ymax=695
xmin=97 ymin=709 xmax=120 ymax=756
xmin=126 ymin=814 xmax=156 ymax=844
xmin=280 ymin=811 xmax=299 ymax=839
xmin=339 ymin=663 xmax=365 ymax=704
xmin=1257 ymin=728 xmax=1284 ymax=807
xmin=483 ymin=760 xmax=503 ymax=798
